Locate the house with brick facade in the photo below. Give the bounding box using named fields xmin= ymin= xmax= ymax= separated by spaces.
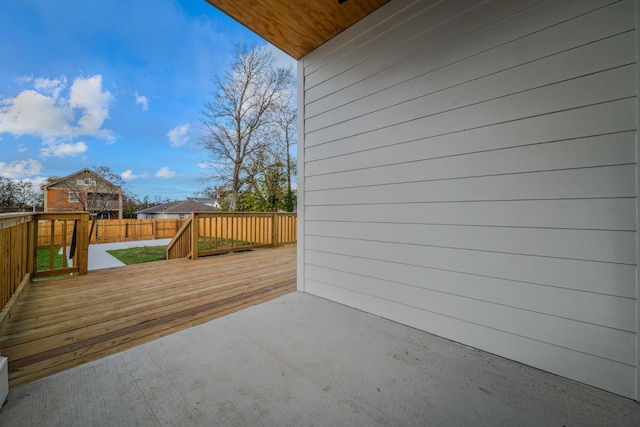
xmin=43 ymin=168 xmax=123 ymax=219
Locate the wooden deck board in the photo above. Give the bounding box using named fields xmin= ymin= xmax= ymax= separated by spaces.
xmin=0 ymin=246 xmax=296 ymax=388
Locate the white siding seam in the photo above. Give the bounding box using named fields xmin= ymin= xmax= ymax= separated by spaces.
xmin=305 ymin=198 xmax=636 ymax=206
xmin=304 ymin=196 xmax=637 ymax=204
xmin=305 ymin=237 xmax=636 ymax=298
xmin=306 ymin=30 xmax=634 ymax=123
xmin=305 ymin=99 xmax=635 ymax=162
xmin=305 ymin=248 xmax=635 ymax=299
xmin=304 ymin=261 xmax=636 ymax=332
xmin=305 ymin=0 xmax=625 ymax=100
xmin=304 ymin=163 xmax=636 ymax=192
xmin=304 ymin=276 xmax=636 ymax=367
xmin=305 ymin=64 xmax=635 ymax=145
xmin=305 ymin=130 xmax=636 ymax=177
xmin=303 ymin=234 xmax=636 ymax=266
xmin=304 ymin=220 xmax=635 ymax=233
xmin=305 ymin=96 xmax=636 ymax=152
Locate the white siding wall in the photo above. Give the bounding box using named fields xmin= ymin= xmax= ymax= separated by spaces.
xmin=299 ymin=0 xmax=638 ymax=399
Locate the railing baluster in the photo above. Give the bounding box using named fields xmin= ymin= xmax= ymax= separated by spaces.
xmin=48 ymin=220 xmax=55 ymax=270
xmin=166 ymin=212 xmax=297 ymax=260
xmin=61 ymin=220 xmax=68 ymax=269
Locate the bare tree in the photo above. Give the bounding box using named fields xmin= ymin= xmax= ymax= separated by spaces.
xmin=200 ymin=44 xmax=294 ymax=211
xmin=271 ymin=100 xmax=297 ymax=211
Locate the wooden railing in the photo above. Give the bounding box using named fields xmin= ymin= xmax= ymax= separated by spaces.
xmin=167 ymin=212 xmax=297 ymax=260
xmin=89 ymin=218 xmax=184 ymax=243
xmin=166 ymin=216 xmax=193 ymax=260
xmin=0 ymin=212 xmax=90 ymax=317
xmin=0 ymin=213 xmax=34 ymax=314
xmin=36 ymin=218 xmax=186 ymax=245
xmin=34 ymin=213 xmax=90 ymax=278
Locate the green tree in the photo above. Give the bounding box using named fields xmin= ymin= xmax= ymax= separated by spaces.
xmin=0 ymin=177 xmax=41 ymax=212
xmin=236 ymin=160 xmax=287 ymax=212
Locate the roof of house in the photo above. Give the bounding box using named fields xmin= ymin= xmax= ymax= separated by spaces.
xmin=186 ymin=197 xmax=218 ymax=205
xmin=44 ymin=168 xmax=122 ymax=190
xmin=137 ymin=200 xmax=220 ymax=215
xmin=205 ymin=0 xmax=389 ymax=59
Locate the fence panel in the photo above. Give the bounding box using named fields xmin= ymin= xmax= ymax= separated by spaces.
xmin=36 ymin=218 xmax=186 ymax=245
xmin=154 ymin=219 xmax=185 ymax=239
xmin=277 ymin=213 xmax=297 ymax=245
xmin=198 ymin=213 xmax=274 ymax=246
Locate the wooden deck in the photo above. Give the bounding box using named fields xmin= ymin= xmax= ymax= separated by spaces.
xmin=0 ymin=245 xmax=296 ymax=388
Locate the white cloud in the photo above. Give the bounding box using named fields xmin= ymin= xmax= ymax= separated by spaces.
xmin=0 ymin=74 xmax=113 ymax=143
xmin=0 ymin=89 xmax=73 ymax=138
xmin=33 ymin=76 xmax=67 ymax=99
xmin=0 ymin=159 xmax=42 ymax=178
xmin=17 ymin=144 xmax=28 ymax=152
xmin=155 ymin=166 xmax=176 ymax=178
xmin=198 ymin=162 xmax=209 ymax=169
xmin=15 ymin=75 xmax=33 ymax=84
xmin=69 ymin=75 xmax=113 ymax=139
xmin=121 ymin=169 xmax=139 ymax=180
xmin=40 ymin=141 xmax=88 ymax=158
xmin=135 ymin=91 xmax=149 ymax=111
xmin=167 ymin=123 xmax=190 ymax=147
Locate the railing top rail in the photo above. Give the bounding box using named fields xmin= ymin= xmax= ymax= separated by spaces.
xmin=36 ymin=212 xmax=88 ymax=221
xmin=0 ymin=212 xmax=35 ymax=219
xmin=193 ymin=211 xmax=296 ymax=217
xmin=0 ymin=212 xmax=35 ymax=229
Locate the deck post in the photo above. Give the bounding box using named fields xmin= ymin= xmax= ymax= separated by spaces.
xmin=191 ymin=213 xmax=199 ymax=260
xmin=27 ymin=214 xmax=36 ymax=275
xmin=76 ymin=213 xmax=90 ymax=275
xmin=272 ymin=213 xmax=279 ymax=248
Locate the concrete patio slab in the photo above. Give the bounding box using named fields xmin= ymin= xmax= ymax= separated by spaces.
xmin=63 ymin=239 xmax=172 ymax=271
xmin=86 ymin=239 xmax=172 ymax=270
xmin=1 ymin=292 xmax=638 ymax=426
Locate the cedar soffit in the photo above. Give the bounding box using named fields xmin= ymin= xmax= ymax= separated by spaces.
xmin=205 ymin=0 xmax=390 ymax=59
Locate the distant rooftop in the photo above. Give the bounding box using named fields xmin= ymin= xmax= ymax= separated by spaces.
xmin=136 ymin=199 xmax=219 ymax=215
xmin=186 ymin=197 xmax=218 ymax=206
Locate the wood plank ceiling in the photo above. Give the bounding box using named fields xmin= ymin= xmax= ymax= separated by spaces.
xmin=205 ymin=0 xmax=390 ymax=59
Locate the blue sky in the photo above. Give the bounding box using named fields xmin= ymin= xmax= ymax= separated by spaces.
xmin=0 ymin=0 xmax=295 ymax=200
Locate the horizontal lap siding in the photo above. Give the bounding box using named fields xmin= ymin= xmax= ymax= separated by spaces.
xmin=301 ymin=0 xmax=637 ymax=398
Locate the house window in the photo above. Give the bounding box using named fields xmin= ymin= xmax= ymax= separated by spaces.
xmin=77 ymin=179 xmax=96 ymax=186
xmin=69 ymin=192 xmax=80 ymax=202
xmin=97 ymin=212 xmax=110 ymax=220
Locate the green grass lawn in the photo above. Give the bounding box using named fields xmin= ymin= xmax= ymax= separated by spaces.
xmin=198 ymin=237 xmax=256 ymax=250
xmin=106 ymin=238 xmax=257 ymax=266
xmin=36 ymin=237 xmax=259 ymax=271
xmin=107 ymin=246 xmax=167 ymax=265
xmin=36 ymin=246 xmax=64 ymax=271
